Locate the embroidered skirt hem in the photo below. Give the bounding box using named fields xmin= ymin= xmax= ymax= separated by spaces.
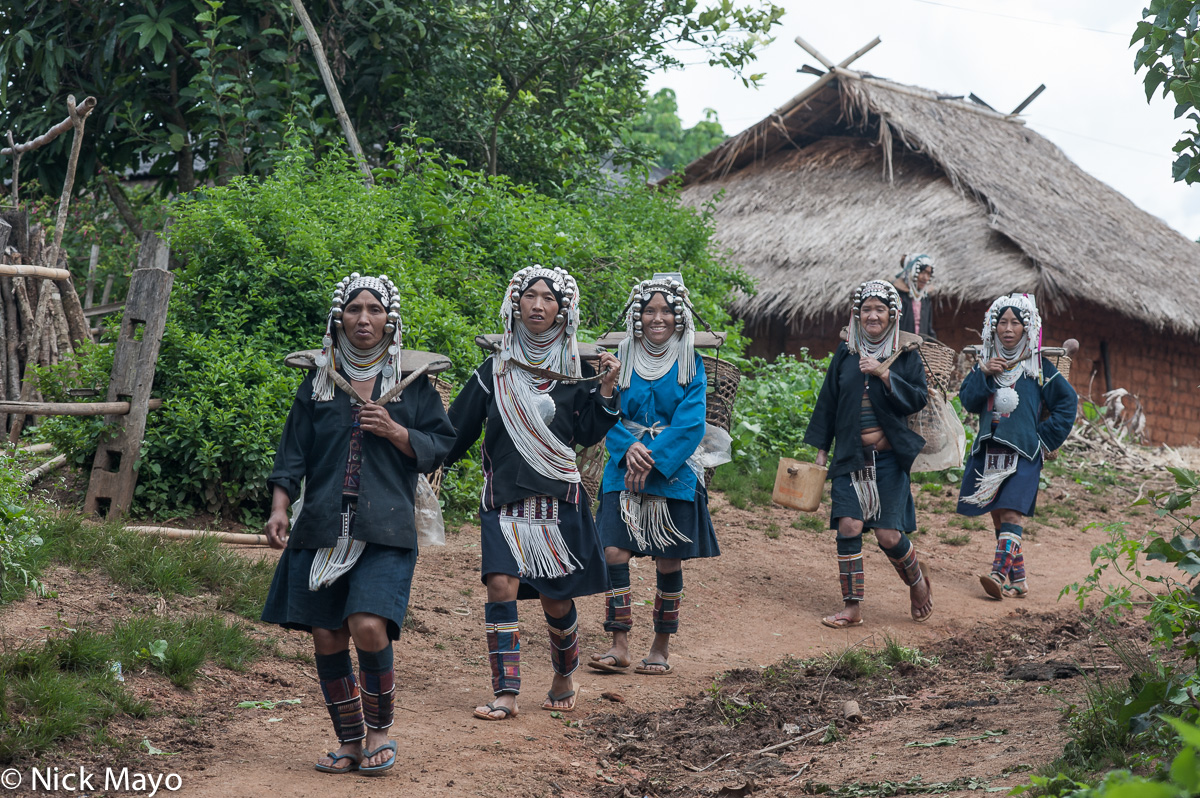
xmin=596 ymin=485 xmax=720 ymax=560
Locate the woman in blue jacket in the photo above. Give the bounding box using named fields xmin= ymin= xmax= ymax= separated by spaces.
xmin=588 ymin=274 xmax=719 ymax=676
xmin=957 ymin=293 xmax=1077 ymax=599
xmin=804 ymin=281 xmax=932 ymax=628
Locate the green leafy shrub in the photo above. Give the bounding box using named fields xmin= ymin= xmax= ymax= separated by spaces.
xmin=724 ymin=351 xmax=830 ymax=474
xmin=0 ymin=454 xmax=48 ymax=602
xmin=39 ymin=139 xmax=750 ymax=521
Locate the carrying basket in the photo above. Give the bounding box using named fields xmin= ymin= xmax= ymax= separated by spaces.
xmin=960 ymin=346 xmax=1072 ymax=386
xmin=916 ymin=339 xmax=956 ymax=393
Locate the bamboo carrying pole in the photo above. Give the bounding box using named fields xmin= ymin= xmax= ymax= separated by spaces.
xmin=0 ymin=398 xmax=163 ymax=416
xmin=288 ymin=0 xmax=374 ymax=186
xmin=125 ymin=526 xmax=269 ymax=546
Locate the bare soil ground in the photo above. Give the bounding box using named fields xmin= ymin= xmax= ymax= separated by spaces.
xmin=0 ymin=460 xmax=1180 ymax=797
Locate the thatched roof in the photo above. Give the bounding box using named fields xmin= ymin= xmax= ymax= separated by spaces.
xmin=678 ymin=72 xmax=1200 ymax=338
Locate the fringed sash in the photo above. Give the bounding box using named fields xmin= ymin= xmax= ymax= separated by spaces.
xmin=309 ymin=501 xmax=366 ymax=591
xmin=850 ymin=448 xmax=882 ymax=521
xmin=961 ymin=444 xmax=1019 ymax=507
xmin=498 ymin=496 xmax=581 ymax=579
xmin=618 ymin=419 xmax=695 ymax=549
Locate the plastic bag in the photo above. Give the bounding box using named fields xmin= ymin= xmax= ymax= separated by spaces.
xmin=687 ymin=423 xmax=734 ymax=480
xmin=414 ymin=473 xmax=446 ymax=547
xmin=909 ymin=391 xmax=967 ymax=473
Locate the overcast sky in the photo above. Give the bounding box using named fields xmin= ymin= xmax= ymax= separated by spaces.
xmin=646 ymin=0 xmax=1200 ymax=239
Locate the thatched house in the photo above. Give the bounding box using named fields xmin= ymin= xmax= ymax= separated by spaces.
xmin=677 ymin=69 xmax=1200 ymax=445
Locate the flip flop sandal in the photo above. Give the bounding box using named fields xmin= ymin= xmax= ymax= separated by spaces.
xmin=912 ymin=564 xmax=934 ymax=623
xmin=472 ymin=702 xmax=518 ymax=721
xmin=542 ymin=689 xmax=577 ymax=712
xmin=587 ymin=654 xmax=631 ymax=673
xmin=979 ymin=573 xmax=1004 ymax=601
xmin=314 ymin=751 xmax=360 ymax=774
xmin=633 ymin=659 xmax=673 ymax=675
xmin=820 ymin=615 xmax=864 ymax=629
xmin=1002 ymin=583 xmax=1029 ymax=599
xmin=358 ymin=740 xmax=398 ymax=776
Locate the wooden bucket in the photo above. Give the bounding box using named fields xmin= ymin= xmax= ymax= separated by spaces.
xmin=772 ymin=459 xmax=827 ymax=512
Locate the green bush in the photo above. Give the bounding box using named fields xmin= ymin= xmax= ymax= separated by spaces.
xmin=0 ymin=454 xmax=48 ymax=602
xmin=38 ymin=139 xmax=750 ymax=521
xmin=723 ymin=351 xmax=830 ymax=474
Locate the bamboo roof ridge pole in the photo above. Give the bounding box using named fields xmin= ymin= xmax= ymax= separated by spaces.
xmin=289 ymin=0 xmax=374 ymax=186
xmin=45 ymin=95 xmax=96 ymax=348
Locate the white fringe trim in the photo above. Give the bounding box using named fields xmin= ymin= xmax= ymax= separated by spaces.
xmin=620 ymin=491 xmax=693 ymax=550
xmin=850 ymin=450 xmax=882 ymax=521
xmin=499 ymin=498 xmax=580 ymax=579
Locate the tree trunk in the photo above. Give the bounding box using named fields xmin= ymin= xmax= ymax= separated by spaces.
xmin=176 ymin=143 xmax=197 ymax=193
xmin=2 ymin=277 xmax=20 ymax=419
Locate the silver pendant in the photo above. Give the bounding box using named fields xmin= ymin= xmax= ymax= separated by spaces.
xmin=533 ymin=392 xmax=556 ymax=425
xmin=322 ymin=335 xmax=333 ymax=348
xmin=388 ymin=344 xmax=399 ymax=355
xmin=382 ymin=365 xmax=395 ymax=379
xmin=994 ymin=386 xmax=1020 ymax=414
xmin=315 ymin=353 xmax=328 ymax=367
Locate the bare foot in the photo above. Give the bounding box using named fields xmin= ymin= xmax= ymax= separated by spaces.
xmin=473 ymin=692 xmax=519 ymax=720
xmin=820 ymin=601 xmax=863 ymax=628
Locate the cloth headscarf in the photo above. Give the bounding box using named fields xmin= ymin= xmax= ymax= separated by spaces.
xmin=616 ymin=273 xmax=696 ymax=390
xmin=312 ymin=273 xmax=403 ymax=402
xmin=494 ymin=266 xmax=583 ymax=484
xmin=847 ymin=280 xmax=902 ymax=361
xmin=896 ymin=254 xmax=935 ymax=300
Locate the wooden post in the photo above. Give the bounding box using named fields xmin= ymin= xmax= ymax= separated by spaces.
xmin=289 ymin=0 xmax=374 ymax=186
xmin=85 ymin=243 xmax=99 ymax=307
xmin=100 ymin=274 xmax=114 ymax=306
xmin=1 ymin=277 xmax=17 ymax=431
xmin=83 ymin=236 xmax=173 ymax=518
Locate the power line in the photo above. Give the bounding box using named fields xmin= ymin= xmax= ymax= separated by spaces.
xmin=905 ymin=0 xmax=1127 ymax=37
xmin=1031 ymin=121 xmax=1172 ymax=159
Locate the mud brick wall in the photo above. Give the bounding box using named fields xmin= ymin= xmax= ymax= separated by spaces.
xmin=745 ymin=298 xmax=1200 ymax=445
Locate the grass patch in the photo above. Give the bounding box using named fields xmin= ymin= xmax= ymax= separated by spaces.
xmin=111 ymin=615 xmax=262 ymax=687
xmin=1044 ymin=504 xmax=1079 ymax=524
xmin=948 ymin=516 xmax=987 ymax=531
xmin=40 ymin=515 xmax=274 ymax=619
xmin=710 ymin=465 xmax=776 ymax=509
xmin=0 ymin=633 xmax=153 ymax=762
xmin=765 ymin=522 xmax=781 ymax=540
xmin=791 ymin=514 xmax=826 ymax=532
xmin=881 ymin=635 xmax=938 ymax=667
xmin=938 ymin=531 xmax=971 ymax=546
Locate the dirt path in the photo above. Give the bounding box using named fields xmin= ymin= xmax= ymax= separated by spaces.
xmin=0 ymin=470 xmax=1171 ymax=797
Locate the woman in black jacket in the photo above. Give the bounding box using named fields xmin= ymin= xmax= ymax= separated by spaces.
xmin=447 ymin=266 xmax=621 ymax=722
xmin=262 ymin=273 xmax=455 ymax=776
xmin=804 ymin=280 xmax=932 ymax=628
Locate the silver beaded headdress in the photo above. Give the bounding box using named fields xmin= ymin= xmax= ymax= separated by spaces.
xmin=312 ymin=272 xmax=404 ymax=402
xmin=980 ymin=293 xmax=1042 ymax=386
xmin=847 ymin=280 xmax=902 ymax=358
xmin=616 ymin=273 xmax=696 ymax=389
xmin=896 ymin=253 xmax=935 ymax=299
xmin=499 ymin=265 xmax=582 ymax=379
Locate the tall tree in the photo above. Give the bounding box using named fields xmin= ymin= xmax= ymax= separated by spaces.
xmin=1 ymin=0 xmax=782 ymax=194
xmin=628 ymin=88 xmax=728 ymax=172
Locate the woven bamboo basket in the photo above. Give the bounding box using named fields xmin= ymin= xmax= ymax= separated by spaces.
xmin=917 ymin=339 xmax=956 ymax=393
xmin=959 ymin=346 xmax=1072 ymax=385
xmin=576 ymin=355 xmax=744 ymax=499
xmin=426 ymin=376 xmax=456 ymax=498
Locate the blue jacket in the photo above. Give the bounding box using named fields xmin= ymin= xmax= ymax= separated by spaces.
xmin=602 ymin=355 xmax=707 ymax=500
xmin=803 ymin=342 xmax=929 ymax=478
xmin=958 ymin=358 xmax=1077 ymax=459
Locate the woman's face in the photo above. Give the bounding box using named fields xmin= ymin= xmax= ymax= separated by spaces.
xmin=518 ymin=279 xmax=560 ymax=335
xmin=859 ymin=297 xmax=890 ymax=338
xmin=915 ymin=268 xmax=932 ymax=290
xmin=342 ymin=291 xmax=387 ymax=350
xmin=996 ymin=308 xmax=1025 ymax=348
xmin=641 ymin=292 xmax=676 ymax=345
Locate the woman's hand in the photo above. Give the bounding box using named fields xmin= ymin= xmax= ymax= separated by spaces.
xmin=597 ymin=351 xmax=621 ymax=397
xmin=815 ymin=449 xmax=828 ymax=468
xmin=265 ymin=509 xmax=290 ymax=549
xmin=982 ymin=357 xmax=1008 ymax=376
xmin=625 ymin=464 xmax=651 ymax=492
xmin=624 ymin=441 xmax=654 ymax=492
xmin=359 ymin=403 xmax=416 ymax=457
xmin=858 ymin=356 xmax=888 ymax=380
